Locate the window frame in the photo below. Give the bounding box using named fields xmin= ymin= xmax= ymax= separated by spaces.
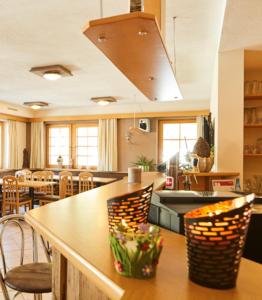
xmin=158 ymin=119 xmax=197 ymax=163
xmin=72 ymin=123 xmax=98 ymax=169
xmin=46 ymin=123 xmax=98 ymax=169
xmin=0 ymin=122 xmax=3 ymax=169
xmin=46 ymin=124 xmax=72 ymax=168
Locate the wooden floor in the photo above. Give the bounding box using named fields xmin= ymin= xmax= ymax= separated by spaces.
xmin=0 ymin=219 xmax=51 ymax=300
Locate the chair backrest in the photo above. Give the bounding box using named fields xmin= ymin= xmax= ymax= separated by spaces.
xmin=32 ymin=171 xmax=48 ymax=193
xmin=59 ymin=176 xmax=68 ymax=199
xmin=0 ymin=214 xmax=51 ymax=278
xmin=15 ymin=169 xmax=32 ymax=182
xmin=2 ymin=176 xmax=19 ymax=205
xmin=43 ymin=171 xmax=54 ymax=195
xmin=59 ymin=171 xmax=73 ymax=196
xmin=107 ymin=183 xmax=154 ymax=232
xmin=79 ymin=172 xmax=94 ymax=193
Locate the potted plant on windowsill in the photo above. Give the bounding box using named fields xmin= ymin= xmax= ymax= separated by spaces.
xmin=133 ymin=155 xmax=155 ymax=172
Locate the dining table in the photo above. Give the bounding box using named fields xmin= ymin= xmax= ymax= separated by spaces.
xmin=52 ymin=174 xmax=117 ymax=186
xmin=0 ymin=179 xmax=57 ymax=206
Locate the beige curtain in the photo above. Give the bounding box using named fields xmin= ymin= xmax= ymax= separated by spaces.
xmin=196 ymin=116 xmax=204 ymax=138
xmin=98 ymin=119 xmax=118 ymax=171
xmin=8 ymin=120 xmax=26 ymax=169
xmin=30 ymin=122 xmax=45 ymax=168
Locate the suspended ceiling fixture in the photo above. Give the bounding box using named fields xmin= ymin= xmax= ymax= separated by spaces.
xmin=90 ymin=96 xmax=117 ymax=106
xmin=83 ymin=1 xmax=182 ymax=102
xmin=23 ymin=101 xmax=49 ymax=110
xmin=30 ymin=65 xmax=72 ymax=81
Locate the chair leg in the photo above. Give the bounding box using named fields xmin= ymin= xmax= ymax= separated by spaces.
xmin=34 ymin=293 xmax=42 ymax=300
xmin=2 ymin=202 xmax=6 ymax=216
xmin=0 ymin=273 xmax=10 ymax=300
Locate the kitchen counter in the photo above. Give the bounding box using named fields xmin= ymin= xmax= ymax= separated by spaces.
xmin=25 ymin=172 xmax=262 ymax=300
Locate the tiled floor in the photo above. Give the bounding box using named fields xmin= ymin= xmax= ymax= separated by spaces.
xmin=0 ymin=220 xmax=52 ymax=300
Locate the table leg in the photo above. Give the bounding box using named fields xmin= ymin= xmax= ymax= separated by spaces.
xmin=29 ymin=187 xmax=35 ymax=207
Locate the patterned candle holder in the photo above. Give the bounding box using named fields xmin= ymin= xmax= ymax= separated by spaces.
xmin=107 ymin=184 xmax=153 ymax=232
xmin=109 ymin=223 xmax=163 ymax=279
xmin=184 ymin=194 xmax=254 ymax=289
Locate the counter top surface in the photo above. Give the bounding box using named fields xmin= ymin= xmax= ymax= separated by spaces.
xmin=25 ymin=172 xmax=262 ymax=300
xmin=183 ymin=172 xmax=239 ymax=177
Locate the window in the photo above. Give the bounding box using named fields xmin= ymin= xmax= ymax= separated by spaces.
xmin=47 ymin=125 xmax=71 ymax=166
xmin=158 ymin=120 xmax=198 ymax=164
xmin=75 ymin=125 xmax=98 ymax=168
xmin=46 ymin=123 xmax=98 ymax=168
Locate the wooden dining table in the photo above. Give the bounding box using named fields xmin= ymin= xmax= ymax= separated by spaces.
xmin=52 ymin=174 xmax=117 ymax=186
xmin=0 ymin=179 xmax=57 ymax=206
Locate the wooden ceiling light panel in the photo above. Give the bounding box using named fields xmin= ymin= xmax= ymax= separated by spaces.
xmin=83 ymin=12 xmax=182 ymax=102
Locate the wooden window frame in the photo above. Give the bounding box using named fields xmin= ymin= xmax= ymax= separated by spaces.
xmin=46 ymin=124 xmax=72 ymax=168
xmin=46 ymin=123 xmax=98 ymax=169
xmin=72 ymin=123 xmax=98 ymax=170
xmin=0 ymin=122 xmax=3 ymax=169
xmin=158 ymin=119 xmax=197 ymax=163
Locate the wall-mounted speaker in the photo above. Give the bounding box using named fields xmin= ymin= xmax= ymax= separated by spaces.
xmin=139 ymin=119 xmax=150 ymax=132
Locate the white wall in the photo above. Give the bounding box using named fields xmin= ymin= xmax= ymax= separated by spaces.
xmin=211 ymin=49 xmax=244 ymax=181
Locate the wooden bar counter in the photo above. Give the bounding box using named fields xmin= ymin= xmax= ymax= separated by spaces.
xmin=25 ymin=172 xmax=262 ymax=300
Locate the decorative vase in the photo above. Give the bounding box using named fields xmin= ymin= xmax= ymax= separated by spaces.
xmin=197 ymin=157 xmax=214 ymax=172
xmin=57 ymin=156 xmax=63 ymax=168
xmin=109 ymin=223 xmax=163 ymax=279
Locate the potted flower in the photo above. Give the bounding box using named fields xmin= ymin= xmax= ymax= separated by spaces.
xmin=109 ymin=223 xmax=163 ymax=279
xmin=133 ymin=155 xmax=155 ymax=172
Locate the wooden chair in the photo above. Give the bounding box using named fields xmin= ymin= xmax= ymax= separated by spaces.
xmin=20 ymin=169 xmax=32 ymax=181
xmin=79 ymin=172 xmax=94 ymax=193
xmin=2 ymin=176 xmax=32 ymax=216
xmin=39 ymin=176 xmax=67 ymax=206
xmin=107 ymin=183 xmax=154 ymax=232
xmin=0 ymin=214 xmax=51 ymax=300
xmin=59 ymin=171 xmax=73 ymax=196
xmin=31 ymin=171 xmax=48 ymax=198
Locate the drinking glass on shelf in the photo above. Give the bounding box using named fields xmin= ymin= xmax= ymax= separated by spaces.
xmin=244 ymin=81 xmax=250 ymax=96
xmin=258 ymin=81 xmax=262 ymax=95
xmin=244 ymin=145 xmax=250 ymax=154
xmin=252 ymin=80 xmax=258 ymax=94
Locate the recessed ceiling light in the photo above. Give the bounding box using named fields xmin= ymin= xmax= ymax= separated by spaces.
xmin=43 ymin=71 xmax=62 ymax=81
xmin=91 ymin=96 xmax=117 ymax=106
xmin=30 ymin=65 xmax=72 ymax=80
xmin=23 ymin=101 xmax=49 ymax=110
xmin=138 ymin=30 xmax=148 ymax=36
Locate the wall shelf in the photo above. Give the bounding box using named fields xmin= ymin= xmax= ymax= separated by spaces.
xmin=244 ymin=124 xmax=262 ymax=128
xmin=245 ymin=95 xmax=262 ymax=100
xmin=83 ymin=12 xmax=182 ymax=102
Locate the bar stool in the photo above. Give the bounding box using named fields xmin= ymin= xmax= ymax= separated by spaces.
xmin=0 ymin=214 xmax=51 ymax=300
xmin=79 ymin=172 xmax=94 ymax=193
xmin=107 ymin=183 xmax=154 ymax=232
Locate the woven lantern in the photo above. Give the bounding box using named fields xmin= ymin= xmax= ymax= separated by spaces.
xmin=184 ymin=194 xmax=254 ymax=289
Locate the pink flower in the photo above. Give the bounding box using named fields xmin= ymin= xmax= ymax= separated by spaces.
xmin=114 ymin=260 xmax=124 ymax=273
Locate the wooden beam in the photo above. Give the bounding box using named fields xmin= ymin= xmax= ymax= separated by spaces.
xmin=0 ymin=113 xmax=30 ymax=123
xmin=31 ymin=110 xmax=209 ymax=122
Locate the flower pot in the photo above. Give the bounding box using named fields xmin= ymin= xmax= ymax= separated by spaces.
xmin=109 ymin=224 xmax=163 ymax=279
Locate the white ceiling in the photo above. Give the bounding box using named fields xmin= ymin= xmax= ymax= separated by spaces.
xmin=220 ymin=0 xmax=262 ymax=52
xmin=0 ymin=0 xmax=226 ymax=116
